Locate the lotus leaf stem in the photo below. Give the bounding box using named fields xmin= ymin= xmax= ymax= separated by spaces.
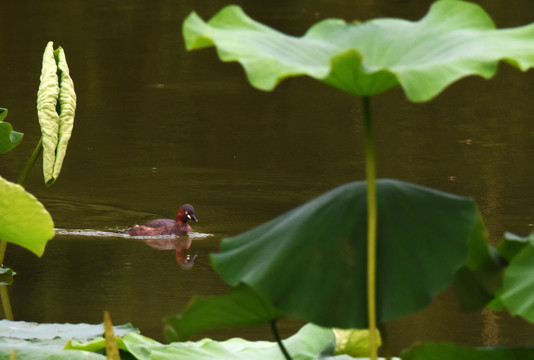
xmin=17 ymin=136 xmax=43 ymax=185
xmin=0 ymin=241 xmax=12 ymax=320
xmin=0 ymin=286 xmax=13 ymax=320
xmin=363 ymin=96 xmax=378 ymax=360
xmin=270 ymin=320 xmax=292 ymax=360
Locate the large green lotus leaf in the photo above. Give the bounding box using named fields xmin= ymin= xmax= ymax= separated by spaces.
xmin=0 ymin=176 xmax=54 ymax=257
xmin=402 ymin=342 xmax=534 ymax=359
xmin=184 ymin=1 xmax=534 ymax=102
xmin=37 ymin=42 xmax=76 ymax=186
xmin=67 ymin=325 xmax=397 ymax=359
xmin=0 ymin=108 xmax=23 ymax=154
xmin=165 ymin=283 xmax=284 ymax=341
xmin=211 ymin=179 xmax=485 ymax=328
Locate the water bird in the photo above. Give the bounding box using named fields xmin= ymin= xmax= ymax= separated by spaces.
xmin=127 ymin=204 xmax=198 ymax=236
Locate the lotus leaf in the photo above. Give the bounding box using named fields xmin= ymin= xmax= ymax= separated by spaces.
xmin=128 ymin=324 xmax=336 ymax=360
xmin=0 ymin=176 xmax=54 ymax=257
xmin=52 ymin=47 xmax=76 ymax=184
xmin=165 ymin=283 xmax=284 ymax=341
xmin=0 ymin=319 xmax=137 ymax=341
xmin=496 ymin=231 xmax=533 ymax=261
xmin=333 ymin=328 xmax=380 ymax=358
xmin=184 ymin=1 xmax=534 ymax=102
xmin=0 ymin=108 xmax=23 ymax=154
xmin=37 ymin=42 xmax=60 ymax=183
xmin=0 ymin=320 xmax=138 ymax=360
xmin=37 ymin=41 xmax=76 ymax=185
xmin=211 ymin=179 xmax=486 ymax=328
xmin=494 ymin=239 xmax=534 ymax=323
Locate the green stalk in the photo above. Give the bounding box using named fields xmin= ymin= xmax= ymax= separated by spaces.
xmin=0 ymin=239 xmax=12 ymax=320
xmin=270 ymin=320 xmax=292 ymax=360
xmin=0 ymin=286 xmax=13 ymax=320
xmin=0 ymin=226 xmax=11 ymax=321
xmin=362 ymin=96 xmax=378 ymax=360
xmin=17 ymin=136 xmax=43 ymax=186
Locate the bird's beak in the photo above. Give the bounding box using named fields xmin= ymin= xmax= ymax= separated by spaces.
xmin=188 ymin=214 xmax=198 ymax=222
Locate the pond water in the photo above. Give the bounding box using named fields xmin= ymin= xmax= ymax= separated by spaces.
xmin=1 ymin=0 xmax=534 ymax=355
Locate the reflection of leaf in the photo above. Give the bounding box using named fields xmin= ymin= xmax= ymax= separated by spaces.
xmin=37 ymin=41 xmax=76 ymax=186
xmin=165 ymin=283 xmax=284 ymax=341
xmin=211 ymin=179 xmax=487 ymax=328
xmin=402 ymin=342 xmax=534 ymax=360
xmin=0 ymin=175 xmax=54 ymax=257
xmin=184 ymin=2 xmax=534 ymax=102
xmin=0 ymin=108 xmax=23 ymax=154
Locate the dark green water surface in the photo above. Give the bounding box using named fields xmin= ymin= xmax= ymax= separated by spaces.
xmin=1 ymin=0 xmax=534 ymax=354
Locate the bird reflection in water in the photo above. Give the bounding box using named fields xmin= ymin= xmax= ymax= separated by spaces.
xmin=144 ymin=237 xmax=197 ymax=269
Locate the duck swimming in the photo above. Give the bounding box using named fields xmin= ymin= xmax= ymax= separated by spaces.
xmin=127 ymin=204 xmax=198 ymax=236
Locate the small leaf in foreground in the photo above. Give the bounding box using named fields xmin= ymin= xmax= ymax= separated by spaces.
xmin=0 ymin=176 xmax=54 ymax=257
